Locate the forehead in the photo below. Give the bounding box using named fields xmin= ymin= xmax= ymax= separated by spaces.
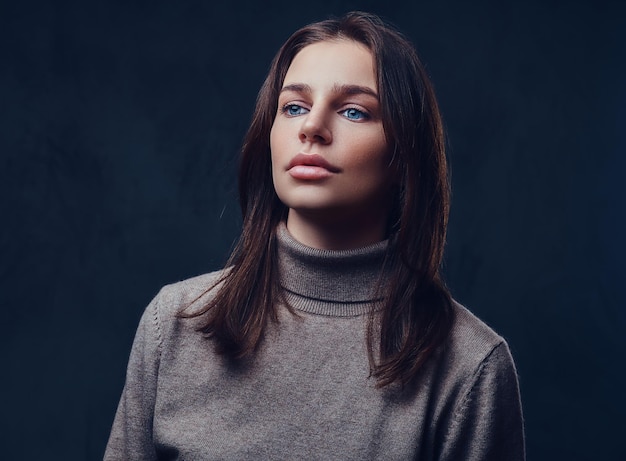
xmin=283 ymin=39 xmax=377 ymax=91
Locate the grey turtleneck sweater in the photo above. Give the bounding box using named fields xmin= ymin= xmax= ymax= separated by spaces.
xmin=105 ymin=226 xmax=525 ymax=460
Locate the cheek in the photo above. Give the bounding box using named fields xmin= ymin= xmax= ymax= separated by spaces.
xmin=355 ymin=148 xmax=394 ymax=193
xmin=269 ymin=123 xmax=286 ymax=194
xmin=348 ymin=133 xmax=390 ymax=174
xmin=269 ymin=124 xmax=281 ymax=169
xmin=269 ymin=119 xmax=290 ymax=160
xmin=269 ymin=123 xmax=277 ymax=158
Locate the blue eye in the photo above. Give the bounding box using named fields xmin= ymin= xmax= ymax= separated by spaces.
xmin=341 ymin=108 xmax=368 ymax=120
xmin=283 ymin=104 xmax=308 ymax=116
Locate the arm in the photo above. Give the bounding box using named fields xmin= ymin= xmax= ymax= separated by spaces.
xmin=104 ymin=295 xmax=162 ymax=461
xmin=438 ymin=342 xmax=526 ymax=461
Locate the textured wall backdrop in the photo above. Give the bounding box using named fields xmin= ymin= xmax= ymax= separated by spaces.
xmin=1 ymin=0 xmax=624 ymax=459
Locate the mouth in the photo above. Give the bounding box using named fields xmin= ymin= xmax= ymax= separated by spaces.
xmin=287 ymin=153 xmax=341 ymax=173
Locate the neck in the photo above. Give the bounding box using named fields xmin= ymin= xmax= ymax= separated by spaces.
xmin=276 ymin=222 xmax=389 ymax=316
xmin=286 ymin=208 xmax=388 ymax=250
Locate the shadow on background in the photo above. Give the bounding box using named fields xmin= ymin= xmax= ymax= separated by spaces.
xmin=1 ymin=0 xmax=624 ymax=459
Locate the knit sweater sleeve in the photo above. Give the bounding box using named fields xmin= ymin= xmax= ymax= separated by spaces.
xmin=104 ymin=293 xmax=163 ymax=461
xmin=438 ymin=341 xmax=526 ymax=461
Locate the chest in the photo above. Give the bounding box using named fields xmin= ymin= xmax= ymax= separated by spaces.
xmin=152 ymin=315 xmax=441 ymax=460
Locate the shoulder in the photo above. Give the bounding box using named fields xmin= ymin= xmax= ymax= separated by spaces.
xmin=144 ymin=269 xmax=228 ymax=339
xmin=154 ymin=270 xmax=227 ymax=314
xmin=432 ymin=302 xmax=525 ymax=460
xmin=440 ymin=300 xmax=517 ymax=383
xmin=449 ymin=301 xmax=506 ymax=353
xmin=421 ymin=301 xmax=522 ymax=428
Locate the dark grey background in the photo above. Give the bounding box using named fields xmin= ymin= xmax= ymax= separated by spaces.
xmin=1 ymin=0 xmax=624 ymax=459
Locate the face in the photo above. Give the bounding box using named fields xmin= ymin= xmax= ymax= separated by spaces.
xmin=270 ymin=39 xmax=393 ymax=236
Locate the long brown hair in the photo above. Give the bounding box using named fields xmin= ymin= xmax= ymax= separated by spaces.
xmin=182 ymin=11 xmax=453 ymax=388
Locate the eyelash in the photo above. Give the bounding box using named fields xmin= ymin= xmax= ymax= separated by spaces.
xmin=280 ymin=103 xmax=370 ymax=121
xmin=340 ymin=107 xmax=369 ymax=121
xmin=281 ymin=104 xmax=308 ymax=116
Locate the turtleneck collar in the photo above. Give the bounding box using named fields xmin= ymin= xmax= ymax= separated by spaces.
xmin=276 ymin=223 xmax=389 ymax=317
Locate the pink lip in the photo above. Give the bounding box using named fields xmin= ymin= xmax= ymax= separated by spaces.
xmin=286 ymin=153 xmax=340 ymax=180
xmin=287 ymin=153 xmax=341 ymax=173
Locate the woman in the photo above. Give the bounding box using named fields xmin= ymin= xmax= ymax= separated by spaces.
xmin=105 ymin=11 xmax=525 ymax=460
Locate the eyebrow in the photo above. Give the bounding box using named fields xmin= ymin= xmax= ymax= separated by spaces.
xmin=280 ymin=83 xmax=379 ymax=100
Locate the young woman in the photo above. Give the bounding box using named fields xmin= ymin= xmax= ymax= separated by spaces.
xmin=105 ymin=11 xmax=525 ymax=460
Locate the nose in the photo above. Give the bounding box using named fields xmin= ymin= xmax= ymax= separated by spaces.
xmin=299 ymin=109 xmax=332 ymax=145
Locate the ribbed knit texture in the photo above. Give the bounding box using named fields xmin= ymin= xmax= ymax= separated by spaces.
xmin=277 ymin=223 xmax=389 ymax=316
xmin=105 ymin=226 xmax=525 ymax=460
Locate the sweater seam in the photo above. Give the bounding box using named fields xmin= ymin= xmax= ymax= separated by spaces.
xmin=450 ymin=341 xmax=504 ymax=425
xmin=151 ymin=293 xmax=164 ymax=357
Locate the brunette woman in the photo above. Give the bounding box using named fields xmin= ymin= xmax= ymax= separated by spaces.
xmin=105 ymin=11 xmax=525 ymax=460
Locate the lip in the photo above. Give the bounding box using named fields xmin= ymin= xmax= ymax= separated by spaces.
xmin=287 ymin=153 xmax=341 ymax=173
xmin=286 ymin=153 xmax=341 ymax=180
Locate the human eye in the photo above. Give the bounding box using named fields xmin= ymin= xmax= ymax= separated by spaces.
xmin=340 ymin=107 xmax=370 ymax=121
xmin=281 ymin=103 xmax=309 ymax=117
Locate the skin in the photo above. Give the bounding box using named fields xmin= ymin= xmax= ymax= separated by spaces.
xmin=270 ymin=39 xmax=394 ymax=250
